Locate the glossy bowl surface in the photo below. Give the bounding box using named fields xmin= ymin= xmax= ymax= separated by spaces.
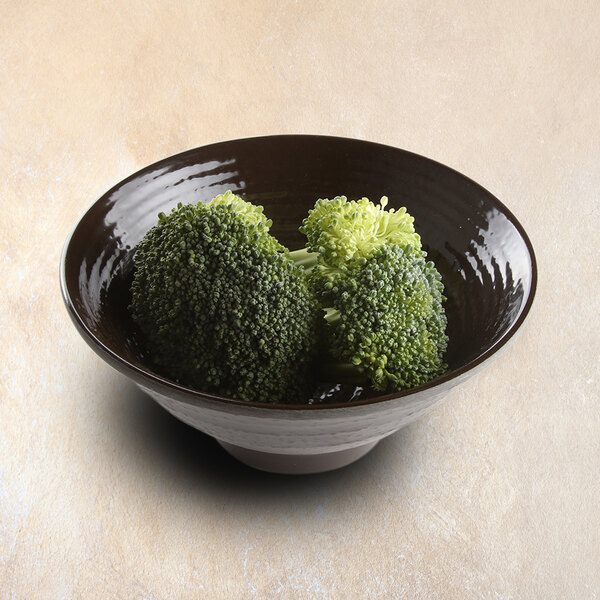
xmin=60 ymin=135 xmax=537 ymax=473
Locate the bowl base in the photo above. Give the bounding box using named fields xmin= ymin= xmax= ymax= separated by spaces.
xmin=217 ymin=440 xmax=379 ymax=474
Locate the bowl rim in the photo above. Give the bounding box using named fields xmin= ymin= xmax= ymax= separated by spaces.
xmin=60 ymin=133 xmax=538 ymax=411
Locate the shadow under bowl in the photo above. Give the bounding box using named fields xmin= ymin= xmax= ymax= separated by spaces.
xmin=60 ymin=135 xmax=537 ymax=474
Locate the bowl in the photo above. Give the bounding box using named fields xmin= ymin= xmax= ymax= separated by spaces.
xmin=60 ymin=135 xmax=537 ymax=474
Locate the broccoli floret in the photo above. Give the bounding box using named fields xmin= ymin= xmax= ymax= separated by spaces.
xmin=130 ymin=191 xmax=321 ymax=404
xmin=296 ymin=195 xmax=421 ymax=269
xmin=319 ymin=245 xmax=448 ymax=391
xmin=290 ymin=195 xmax=448 ymax=392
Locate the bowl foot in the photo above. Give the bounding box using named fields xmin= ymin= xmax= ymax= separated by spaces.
xmin=217 ymin=440 xmax=379 ymax=474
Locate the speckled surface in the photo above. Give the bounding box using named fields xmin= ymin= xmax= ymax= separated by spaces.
xmin=1 ymin=1 xmax=598 ymax=598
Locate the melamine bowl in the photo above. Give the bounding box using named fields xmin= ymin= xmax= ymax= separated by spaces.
xmin=60 ymin=135 xmax=537 ymax=474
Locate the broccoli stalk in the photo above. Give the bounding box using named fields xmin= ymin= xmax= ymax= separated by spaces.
xmin=288 ymin=247 xmax=318 ymax=270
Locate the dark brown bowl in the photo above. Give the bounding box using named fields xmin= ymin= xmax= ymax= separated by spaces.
xmin=60 ymin=135 xmax=537 ymax=473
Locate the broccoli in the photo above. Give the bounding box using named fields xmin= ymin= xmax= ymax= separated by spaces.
xmin=130 ymin=191 xmax=321 ymax=404
xmin=289 ymin=195 xmax=448 ymax=392
xmin=131 ymin=191 xmax=448 ymax=404
xmin=296 ymin=195 xmax=421 ymax=268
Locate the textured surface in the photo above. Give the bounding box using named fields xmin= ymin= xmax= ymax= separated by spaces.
xmin=1 ymin=1 xmax=599 ymax=598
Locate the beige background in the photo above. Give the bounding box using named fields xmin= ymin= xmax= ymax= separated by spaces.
xmin=1 ymin=1 xmax=599 ymax=598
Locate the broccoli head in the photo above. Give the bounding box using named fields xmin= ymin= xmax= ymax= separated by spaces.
xmin=130 ymin=192 xmax=321 ymax=403
xmin=299 ymin=195 xmax=421 ymax=268
xmin=290 ymin=195 xmax=448 ymax=392
xmin=319 ymin=244 xmax=448 ymax=391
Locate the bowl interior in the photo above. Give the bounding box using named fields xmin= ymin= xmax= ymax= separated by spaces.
xmin=62 ymin=135 xmax=536 ymax=406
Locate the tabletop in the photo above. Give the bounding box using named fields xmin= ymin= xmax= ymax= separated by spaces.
xmin=1 ymin=1 xmax=598 ymax=598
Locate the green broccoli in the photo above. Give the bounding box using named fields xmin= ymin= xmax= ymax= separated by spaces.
xmin=290 ymin=195 xmax=448 ymax=392
xmin=295 ymin=195 xmax=421 ymax=269
xmin=130 ymin=191 xmax=321 ymax=404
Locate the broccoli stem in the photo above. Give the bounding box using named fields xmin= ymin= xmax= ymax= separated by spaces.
xmin=323 ymin=307 xmax=340 ymax=323
xmin=289 ymin=247 xmax=318 ymax=271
